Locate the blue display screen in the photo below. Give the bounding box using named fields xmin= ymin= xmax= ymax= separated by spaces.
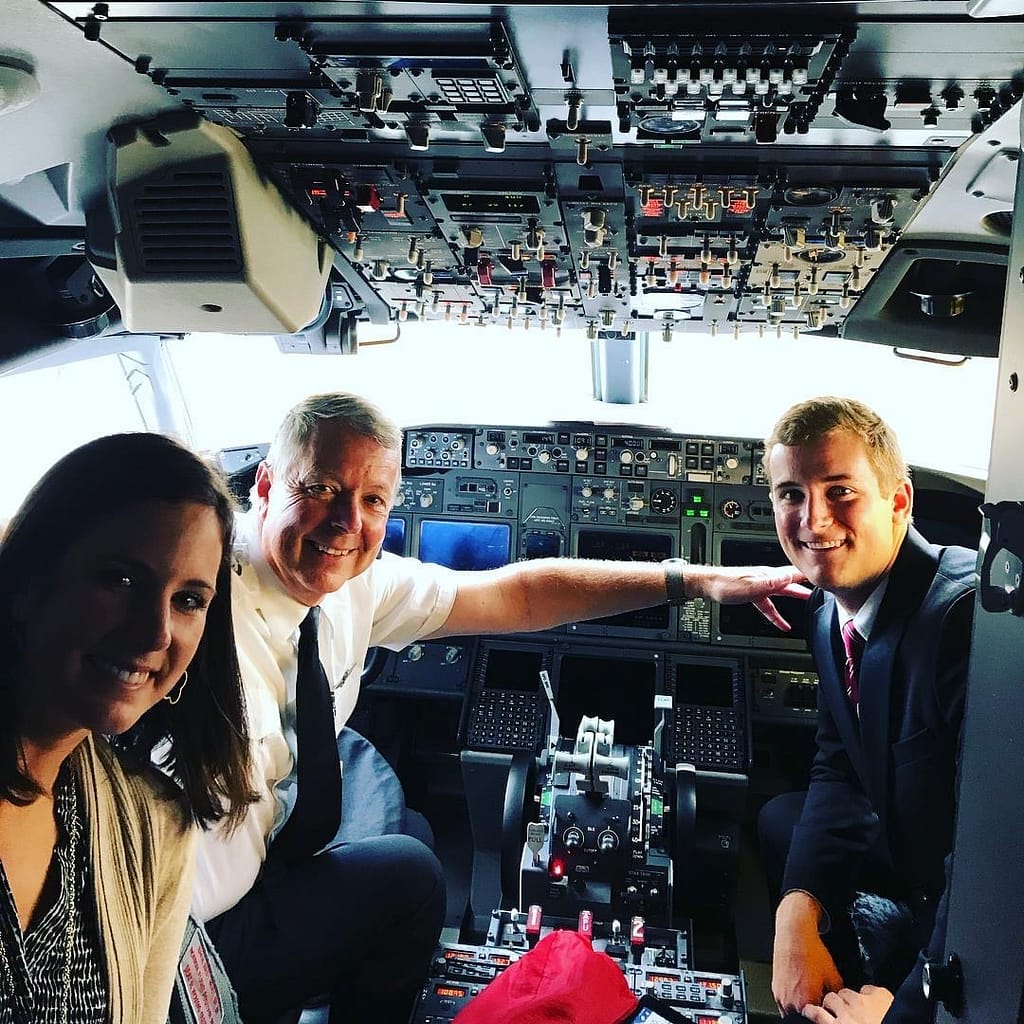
xmin=383 ymin=517 xmax=406 ymax=555
xmin=418 ymin=520 xmax=511 ymax=570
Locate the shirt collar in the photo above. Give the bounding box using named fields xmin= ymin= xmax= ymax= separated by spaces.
xmin=238 ymin=509 xmax=311 ymax=641
xmin=835 ymin=575 xmax=888 ymax=641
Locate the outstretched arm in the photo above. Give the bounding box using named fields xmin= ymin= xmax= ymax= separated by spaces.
xmin=429 ymin=558 xmax=809 ymax=639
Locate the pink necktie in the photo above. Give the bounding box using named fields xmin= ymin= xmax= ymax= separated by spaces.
xmin=841 ymin=619 xmax=866 ymax=708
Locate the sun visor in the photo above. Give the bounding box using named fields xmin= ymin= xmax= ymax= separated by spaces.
xmin=86 ymin=111 xmax=332 ymax=334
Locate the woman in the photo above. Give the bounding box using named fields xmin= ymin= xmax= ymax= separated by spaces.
xmin=0 ymin=432 xmax=256 ymax=1024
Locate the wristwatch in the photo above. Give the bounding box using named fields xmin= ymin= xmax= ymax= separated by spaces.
xmin=662 ymin=558 xmax=690 ymax=605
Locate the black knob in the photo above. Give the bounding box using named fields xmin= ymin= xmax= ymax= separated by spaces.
xmin=922 ymin=953 xmax=963 ymax=1016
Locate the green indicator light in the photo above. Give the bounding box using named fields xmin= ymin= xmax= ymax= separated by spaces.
xmin=652 ymin=797 xmax=664 ymax=815
xmin=699 ymin=509 xmax=710 ymax=517
xmin=685 ymin=509 xmax=696 ymax=516
xmin=693 ymin=495 xmax=703 ymax=504
xmin=540 ymin=790 xmax=551 ymax=809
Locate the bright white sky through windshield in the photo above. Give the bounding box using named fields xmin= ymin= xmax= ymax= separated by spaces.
xmin=0 ymin=322 xmax=999 ymax=520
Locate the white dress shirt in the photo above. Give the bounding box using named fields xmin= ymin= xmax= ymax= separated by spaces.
xmin=192 ymin=510 xmax=459 ymax=921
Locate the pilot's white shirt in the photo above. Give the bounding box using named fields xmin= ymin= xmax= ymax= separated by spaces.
xmin=192 ymin=510 xmax=458 ymax=922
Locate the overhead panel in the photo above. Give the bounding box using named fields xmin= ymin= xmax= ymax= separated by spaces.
xmin=30 ymin=4 xmax=1024 ymax=349
xmin=608 ymin=16 xmax=854 ymax=144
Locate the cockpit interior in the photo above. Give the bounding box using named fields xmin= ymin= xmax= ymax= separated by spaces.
xmin=3 ymin=2 xmax=1024 ymax=1022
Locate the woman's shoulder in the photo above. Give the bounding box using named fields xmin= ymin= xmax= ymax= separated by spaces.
xmin=75 ymin=735 xmax=191 ymax=837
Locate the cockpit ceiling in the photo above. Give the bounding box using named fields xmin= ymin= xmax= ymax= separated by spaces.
xmin=19 ymin=3 xmax=1024 ymax=343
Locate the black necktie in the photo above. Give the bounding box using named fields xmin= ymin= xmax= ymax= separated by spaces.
xmin=270 ymin=606 xmax=342 ymax=864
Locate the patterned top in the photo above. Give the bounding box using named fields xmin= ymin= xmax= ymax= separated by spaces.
xmin=0 ymin=765 xmax=107 ymax=1024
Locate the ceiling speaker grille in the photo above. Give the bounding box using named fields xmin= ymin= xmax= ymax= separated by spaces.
xmin=131 ymin=170 xmax=242 ymax=273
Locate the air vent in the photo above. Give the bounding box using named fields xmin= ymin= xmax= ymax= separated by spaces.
xmin=131 ymin=170 xmax=242 ymax=274
xmin=982 ymin=210 xmax=1013 ymax=237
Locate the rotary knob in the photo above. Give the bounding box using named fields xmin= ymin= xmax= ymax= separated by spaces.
xmin=408 ymin=644 xmax=424 ymax=662
xmin=603 ymin=487 xmax=616 ymax=500
xmin=486 ymin=442 xmax=499 ymax=456
xmin=575 ymin=447 xmax=589 ymax=461
xmin=725 ymin=456 xmax=739 ymax=470
xmin=620 ymin=450 xmax=633 ymax=464
xmin=598 ymin=830 xmax=619 ymax=852
xmin=538 ymin=451 xmax=551 ymax=464
xmin=419 ymin=493 xmax=434 ymax=509
xmin=581 ymin=485 xmax=593 ymax=498
xmin=444 ymin=646 xmax=461 ymax=664
xmin=394 ymin=490 xmax=407 ymax=507
xmin=629 ymin=497 xmax=645 ymax=512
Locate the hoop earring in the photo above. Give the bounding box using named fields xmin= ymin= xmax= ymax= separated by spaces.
xmin=164 ymin=670 xmax=189 ymax=706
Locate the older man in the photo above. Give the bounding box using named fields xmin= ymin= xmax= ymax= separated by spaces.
xmin=196 ymin=391 xmax=809 ymax=1024
xmin=758 ymin=397 xmax=977 ymax=1024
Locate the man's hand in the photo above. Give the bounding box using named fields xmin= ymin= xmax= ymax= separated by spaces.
xmin=691 ymin=564 xmax=810 ymax=632
xmin=802 ymin=986 xmax=895 ymax=1024
xmin=772 ymin=892 xmax=844 ymax=1014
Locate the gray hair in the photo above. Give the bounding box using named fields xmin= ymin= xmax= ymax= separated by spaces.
xmin=266 ymin=392 xmax=402 ymax=475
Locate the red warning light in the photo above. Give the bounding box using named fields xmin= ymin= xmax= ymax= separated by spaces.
xmin=549 ymin=859 xmax=566 ymax=879
xmin=641 ymin=199 xmax=666 ymax=218
xmin=308 ymin=187 xmax=329 ymax=198
xmin=728 ymin=199 xmax=752 ymax=215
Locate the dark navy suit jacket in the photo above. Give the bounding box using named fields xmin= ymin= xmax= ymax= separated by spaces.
xmin=781 ymin=526 xmax=977 ymax=1023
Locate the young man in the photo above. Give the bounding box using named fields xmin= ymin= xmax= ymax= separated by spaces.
xmin=759 ymin=397 xmax=977 ymax=1024
xmin=194 ymin=391 xmax=810 ymax=1024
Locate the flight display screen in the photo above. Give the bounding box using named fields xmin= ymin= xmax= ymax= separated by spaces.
xmin=674 ymin=661 xmax=736 ymax=708
xmin=383 ymin=516 xmax=406 ymax=555
xmin=483 ymin=648 xmax=544 ymax=692
xmin=418 ymin=520 xmax=512 ymax=570
xmin=576 ymin=529 xmax=672 ymax=631
xmin=555 ymin=654 xmax=657 ymax=745
xmin=717 ymin=538 xmax=808 ymax=641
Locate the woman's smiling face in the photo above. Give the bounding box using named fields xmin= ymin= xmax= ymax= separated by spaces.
xmin=19 ymin=499 xmax=222 ymax=739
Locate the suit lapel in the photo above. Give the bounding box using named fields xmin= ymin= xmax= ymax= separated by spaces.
xmin=857 ymin=528 xmax=936 ymax=826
